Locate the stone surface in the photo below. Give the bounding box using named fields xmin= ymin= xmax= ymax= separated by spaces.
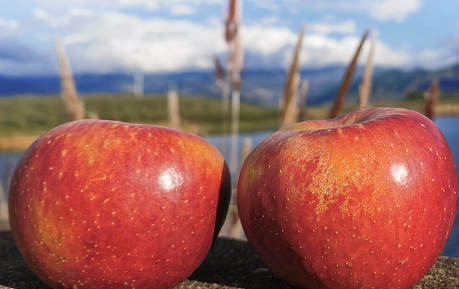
xmin=1 ymin=224 xmax=459 ymax=289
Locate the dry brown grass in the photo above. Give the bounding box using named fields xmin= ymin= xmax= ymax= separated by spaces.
xmin=168 ymin=85 xmax=181 ymax=130
xmin=330 ymin=29 xmax=369 ymax=118
xmin=55 ymin=37 xmax=85 ymax=121
xmin=425 ymin=79 xmax=440 ymax=120
xmin=0 ymin=135 xmax=38 ymax=151
xmin=358 ymin=30 xmax=377 ymax=110
xmin=280 ymin=25 xmax=305 ymax=128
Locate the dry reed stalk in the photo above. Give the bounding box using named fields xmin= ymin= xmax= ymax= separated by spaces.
xmin=425 ymin=79 xmax=440 ymax=120
xmin=55 ymin=37 xmax=85 ymax=121
xmin=229 ymin=89 xmax=240 ymax=174
xmin=222 ymin=137 xmax=252 ymax=239
xmin=229 ymin=137 xmax=252 ymax=239
xmin=298 ymin=78 xmax=309 ymax=122
xmin=0 ymin=159 xmax=15 ymax=220
xmin=0 ymin=186 xmax=6 ymax=220
xmin=358 ymin=30 xmax=378 ymax=111
xmin=280 ymin=25 xmax=305 ymax=128
xmin=329 ymin=29 xmax=369 ymax=118
xmin=134 ymin=72 xmax=144 ymax=98
xmin=168 ymin=84 xmax=181 ymax=130
xmin=225 ymin=0 xmax=244 ymax=175
xmin=215 ymin=55 xmax=231 ymax=154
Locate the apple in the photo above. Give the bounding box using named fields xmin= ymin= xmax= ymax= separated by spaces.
xmin=238 ymin=108 xmax=458 ymax=289
xmin=9 ymin=119 xmax=231 ymax=289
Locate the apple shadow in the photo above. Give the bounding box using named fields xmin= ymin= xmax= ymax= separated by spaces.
xmin=0 ymin=231 xmax=50 ymax=289
xmin=188 ymin=237 xmax=293 ymax=289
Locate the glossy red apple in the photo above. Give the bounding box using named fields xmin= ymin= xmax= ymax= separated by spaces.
xmin=238 ymin=108 xmax=458 ymax=289
xmin=9 ymin=120 xmax=231 ymax=289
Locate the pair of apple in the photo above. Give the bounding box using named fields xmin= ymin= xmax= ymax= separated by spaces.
xmin=9 ymin=108 xmax=458 ymax=289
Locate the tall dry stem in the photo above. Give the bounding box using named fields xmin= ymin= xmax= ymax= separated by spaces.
xmin=225 ymin=0 xmax=244 ymax=175
xmin=0 ymin=159 xmax=15 ymax=220
xmin=358 ymin=30 xmax=378 ymax=110
xmin=134 ymin=72 xmax=144 ymax=98
xmin=229 ymin=90 xmax=240 ymax=174
xmin=0 ymin=186 xmax=6 ymax=220
xmin=55 ymin=37 xmax=84 ymax=121
xmin=168 ymin=84 xmax=181 ymax=130
xmin=280 ymin=25 xmax=305 ymax=128
xmin=425 ymin=79 xmax=440 ymax=120
xmin=330 ymin=29 xmax=369 ymax=118
xmin=221 ymin=137 xmax=252 ymax=239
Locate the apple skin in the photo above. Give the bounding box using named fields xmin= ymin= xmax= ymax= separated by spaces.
xmin=8 ymin=119 xmax=231 ymax=289
xmin=238 ymin=108 xmax=458 ymax=289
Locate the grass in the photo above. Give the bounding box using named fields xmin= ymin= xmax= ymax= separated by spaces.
xmin=1 ymin=94 xmax=459 ymax=139
xmin=0 ymin=94 xmax=280 ymax=135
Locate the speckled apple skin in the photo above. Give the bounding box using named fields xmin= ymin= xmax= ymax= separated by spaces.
xmin=9 ymin=120 xmax=231 ymax=289
xmin=238 ymin=108 xmax=458 ymax=289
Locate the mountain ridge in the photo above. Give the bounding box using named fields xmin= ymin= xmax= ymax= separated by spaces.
xmin=0 ymin=63 xmax=458 ymax=106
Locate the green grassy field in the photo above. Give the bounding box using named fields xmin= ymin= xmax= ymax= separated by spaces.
xmin=0 ymin=93 xmax=458 ymax=137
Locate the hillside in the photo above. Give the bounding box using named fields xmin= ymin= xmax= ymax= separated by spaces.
xmin=323 ymin=63 xmax=459 ymax=104
xmin=1 ymin=64 xmax=459 ymax=105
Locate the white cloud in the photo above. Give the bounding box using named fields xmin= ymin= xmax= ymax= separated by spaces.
xmin=309 ymin=20 xmax=357 ymax=35
xmin=70 ymin=7 xmax=95 ymax=17
xmin=286 ymin=0 xmax=422 ymax=22
xmin=0 ymin=4 xmax=453 ymax=75
xmin=301 ymin=34 xmax=410 ymax=67
xmin=34 ymin=8 xmax=69 ymax=27
xmin=60 ymin=11 xmax=226 ymax=73
xmin=0 ymin=18 xmax=19 ymax=30
xmin=29 ymin=10 xmax=419 ymax=72
xmin=242 ymin=24 xmax=411 ymax=68
xmin=169 ymin=4 xmax=195 ymax=15
xmin=63 ymin=33 xmax=92 ymax=45
xmin=242 ymin=25 xmax=297 ymax=56
xmin=250 ymin=0 xmax=280 ymax=12
xmin=368 ymin=0 xmax=422 ymax=22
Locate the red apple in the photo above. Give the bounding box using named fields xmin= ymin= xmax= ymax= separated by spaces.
xmin=9 ymin=120 xmax=231 ymax=289
xmin=238 ymin=108 xmax=458 ymax=289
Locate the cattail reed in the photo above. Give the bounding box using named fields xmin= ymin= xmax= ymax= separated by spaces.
xmin=425 ymin=79 xmax=440 ymax=120
xmin=0 ymin=159 xmax=14 ymax=220
xmin=55 ymin=37 xmax=85 ymax=121
xmin=358 ymin=30 xmax=377 ymax=111
xmin=0 ymin=186 xmax=6 ymax=220
xmin=280 ymin=25 xmax=305 ymax=128
xmin=225 ymin=0 xmax=244 ymax=175
xmin=330 ymin=29 xmax=369 ymax=118
xmin=134 ymin=72 xmax=144 ymax=98
xmin=224 ymin=137 xmax=252 ymax=239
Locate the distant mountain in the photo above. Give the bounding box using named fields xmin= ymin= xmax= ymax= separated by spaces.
xmin=1 ymin=63 xmax=458 ymax=106
xmin=0 ymin=65 xmax=359 ymax=106
xmin=320 ymin=63 xmax=459 ymax=104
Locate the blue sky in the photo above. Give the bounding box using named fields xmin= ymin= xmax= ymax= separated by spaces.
xmin=0 ymin=0 xmax=458 ymax=75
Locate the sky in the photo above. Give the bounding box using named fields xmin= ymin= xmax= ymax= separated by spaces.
xmin=0 ymin=0 xmax=459 ymax=76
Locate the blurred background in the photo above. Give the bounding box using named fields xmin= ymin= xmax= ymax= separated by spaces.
xmin=1 ymin=0 xmax=459 ymax=257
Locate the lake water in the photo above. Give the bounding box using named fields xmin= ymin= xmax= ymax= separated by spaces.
xmin=1 ymin=117 xmax=459 ymax=257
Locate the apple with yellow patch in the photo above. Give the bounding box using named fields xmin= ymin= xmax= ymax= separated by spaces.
xmin=9 ymin=120 xmax=231 ymax=289
xmin=238 ymin=108 xmax=457 ymax=289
